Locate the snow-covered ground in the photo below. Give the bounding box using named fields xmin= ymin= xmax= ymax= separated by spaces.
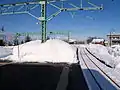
xmin=84 ymin=44 xmax=120 ymax=68
xmin=0 ymin=39 xmax=77 ymax=63
xmin=107 ymin=45 xmax=120 ymax=68
xmin=74 ymin=43 xmax=120 ymax=89
xmin=0 ymin=46 xmax=13 ymax=58
xmin=1 ymin=41 xmax=120 ymax=67
xmin=79 ymin=47 xmax=120 ymax=89
xmin=73 ymin=43 xmax=120 ymax=70
xmin=86 ymin=44 xmax=115 ymax=67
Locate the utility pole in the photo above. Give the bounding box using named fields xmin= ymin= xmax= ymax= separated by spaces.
xmin=68 ymin=31 xmax=70 ymax=42
xmin=109 ymin=28 xmax=115 ymax=46
xmin=0 ymin=0 xmax=103 ymax=43
xmin=110 ymin=31 xmax=112 ymax=46
xmin=40 ymin=1 xmax=47 ymax=43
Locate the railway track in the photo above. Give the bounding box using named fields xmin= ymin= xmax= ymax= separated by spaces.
xmin=86 ymin=48 xmax=113 ymax=68
xmin=79 ymin=47 xmax=120 ymax=90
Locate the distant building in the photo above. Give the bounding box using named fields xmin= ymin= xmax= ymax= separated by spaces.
xmin=68 ymin=39 xmax=77 ymax=44
xmin=92 ymin=38 xmax=105 ymax=45
xmin=107 ymin=34 xmax=120 ymax=45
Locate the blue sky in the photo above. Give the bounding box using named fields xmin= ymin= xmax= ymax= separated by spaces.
xmin=0 ymin=0 xmax=120 ymax=39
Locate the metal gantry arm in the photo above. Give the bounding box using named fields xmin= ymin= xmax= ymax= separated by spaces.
xmin=0 ymin=0 xmax=103 ymax=43
xmin=47 ymin=0 xmax=103 ymax=21
xmin=47 ymin=10 xmax=62 ymax=21
xmin=0 ymin=1 xmax=39 ymax=15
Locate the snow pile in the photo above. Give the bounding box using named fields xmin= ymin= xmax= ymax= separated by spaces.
xmin=87 ymin=44 xmax=115 ymax=67
xmin=0 ymin=46 xmax=12 ymax=58
xmin=107 ymin=45 xmax=120 ymax=68
xmin=88 ymin=44 xmax=108 ymax=54
xmin=110 ymin=45 xmax=120 ymax=57
xmin=3 ymin=39 xmax=77 ymax=63
xmin=115 ymin=57 xmax=120 ymax=68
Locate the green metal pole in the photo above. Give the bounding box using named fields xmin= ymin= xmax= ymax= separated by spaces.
xmin=110 ymin=31 xmax=111 ymax=46
xmin=68 ymin=31 xmax=70 ymax=42
xmin=40 ymin=0 xmax=47 ymax=43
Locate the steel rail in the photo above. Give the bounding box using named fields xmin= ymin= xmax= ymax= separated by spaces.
xmin=82 ymin=48 xmax=120 ymax=89
xmin=79 ymin=48 xmax=103 ymax=90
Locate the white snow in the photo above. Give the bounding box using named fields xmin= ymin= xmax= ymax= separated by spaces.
xmin=88 ymin=44 xmax=108 ymax=54
xmin=106 ymin=45 xmax=120 ymax=57
xmin=69 ymin=39 xmax=76 ymax=43
xmin=92 ymin=39 xmax=104 ymax=43
xmin=87 ymin=44 xmax=115 ymax=67
xmin=1 ymin=39 xmax=77 ymax=63
xmin=0 ymin=46 xmax=12 ymax=58
xmin=76 ymin=43 xmax=120 ymax=69
xmin=116 ymin=61 xmax=120 ymax=68
xmin=75 ymin=44 xmax=120 ymax=89
xmin=107 ymin=45 xmax=120 ymax=68
xmin=75 ymin=43 xmax=120 ymax=69
xmin=79 ymin=47 xmax=120 ymax=89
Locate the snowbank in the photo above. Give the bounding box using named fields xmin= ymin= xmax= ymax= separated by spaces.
xmin=87 ymin=44 xmax=115 ymax=67
xmin=3 ymin=40 xmax=77 ymax=63
xmin=111 ymin=45 xmax=120 ymax=57
xmin=107 ymin=45 xmax=120 ymax=68
xmin=0 ymin=46 xmax=12 ymax=58
xmin=88 ymin=44 xmax=108 ymax=54
xmin=115 ymin=57 xmax=120 ymax=68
